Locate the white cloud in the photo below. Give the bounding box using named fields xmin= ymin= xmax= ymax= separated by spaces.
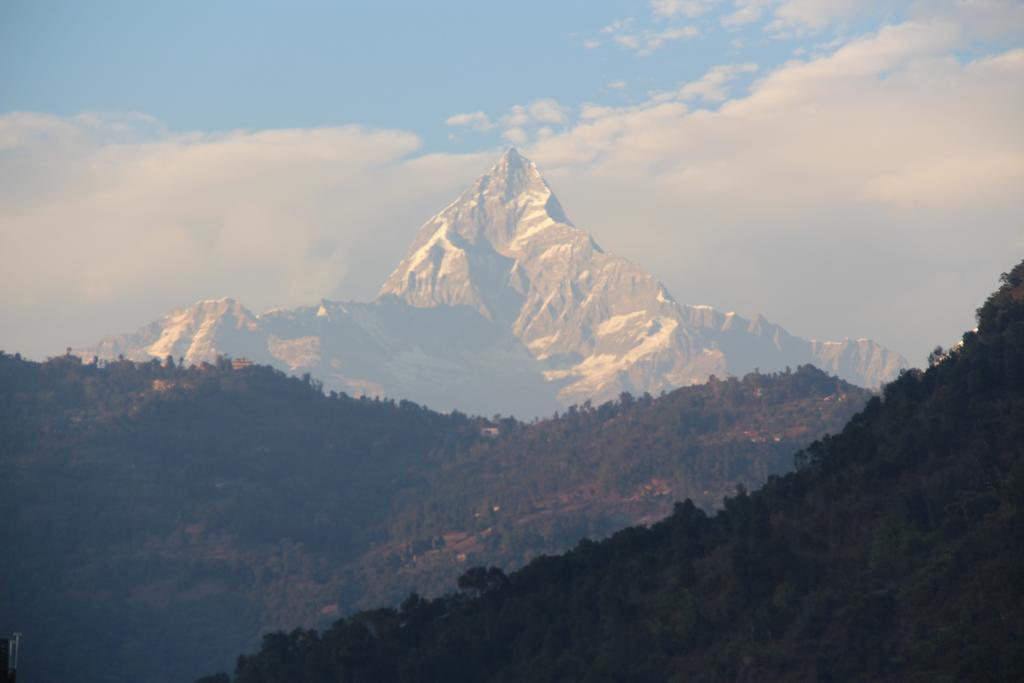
xmin=651 ymin=0 xmax=713 ymax=19
xmin=593 ymin=13 xmax=700 ymax=55
xmin=719 ymin=0 xmax=985 ymax=36
xmin=0 ymin=113 xmax=489 ymax=357
xmin=497 ymin=99 xmax=571 ymax=143
xmin=606 ymin=80 xmax=628 ymax=90
xmin=527 ymin=99 xmax=570 ymax=125
xmin=601 ymin=18 xmax=634 ymax=34
xmin=579 ymin=103 xmax=619 ymax=120
xmin=445 ymin=111 xmax=495 ymax=132
xmin=502 ymin=105 xmax=531 ymax=127
xmin=914 ymin=0 xmax=1024 ymax=40
xmin=532 ymin=20 xmax=1011 ymax=203
xmin=520 ymin=20 xmax=1023 ymax=362
xmin=612 ymin=25 xmax=701 ymax=55
xmin=649 ymin=26 xmax=702 ymax=50
xmin=722 ymin=0 xmax=773 ymax=27
xmin=502 ymin=126 xmax=529 ymax=145
xmin=613 ymin=33 xmax=643 ymax=50
xmin=677 ymin=63 xmax=759 ymax=101
xmin=767 ymin=0 xmax=870 ymax=34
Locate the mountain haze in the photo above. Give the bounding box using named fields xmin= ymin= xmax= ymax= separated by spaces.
xmin=83 ymin=149 xmax=906 ymax=414
xmin=91 ymin=295 xmax=557 ymax=418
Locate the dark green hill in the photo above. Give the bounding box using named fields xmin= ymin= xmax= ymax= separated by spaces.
xmin=0 ymin=348 xmax=863 ymax=682
xmin=208 ymin=263 xmax=1024 ymax=683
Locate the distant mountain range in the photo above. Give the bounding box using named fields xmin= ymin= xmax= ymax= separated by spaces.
xmin=82 ymin=149 xmax=907 ymax=415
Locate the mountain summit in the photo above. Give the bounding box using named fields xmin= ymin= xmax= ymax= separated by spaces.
xmin=379 ymin=149 xmax=905 ymax=405
xmin=82 ymin=150 xmax=907 ymax=415
xmin=379 ymin=147 xmax=582 ymax=322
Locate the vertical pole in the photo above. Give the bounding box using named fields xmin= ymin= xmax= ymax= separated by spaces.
xmin=9 ymin=634 xmax=18 ymax=683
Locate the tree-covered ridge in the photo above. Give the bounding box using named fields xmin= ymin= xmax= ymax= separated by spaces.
xmin=212 ymin=261 xmax=1024 ymax=683
xmin=0 ymin=352 xmax=864 ymax=683
xmin=379 ymin=366 xmax=864 ymax=594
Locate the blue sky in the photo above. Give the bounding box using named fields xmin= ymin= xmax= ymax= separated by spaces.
xmin=1 ymin=0 xmax=1023 ymax=364
xmin=0 ymin=1 xmax=920 ymax=146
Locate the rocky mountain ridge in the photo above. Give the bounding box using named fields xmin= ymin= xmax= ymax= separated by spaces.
xmin=82 ymin=149 xmax=907 ymax=415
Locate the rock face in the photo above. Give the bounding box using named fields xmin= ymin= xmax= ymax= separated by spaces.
xmin=82 ymin=149 xmax=907 ymax=416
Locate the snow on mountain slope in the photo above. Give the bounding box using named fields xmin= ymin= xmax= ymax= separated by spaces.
xmin=85 ymin=296 xmax=559 ymax=418
xmin=88 ymin=298 xmax=273 ymax=366
xmin=379 ymin=148 xmax=907 ymax=405
xmin=82 ymin=149 xmax=907 ymax=416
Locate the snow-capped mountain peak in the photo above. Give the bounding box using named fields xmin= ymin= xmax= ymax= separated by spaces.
xmin=83 ymin=149 xmax=908 ymax=416
xmin=378 ymin=147 xmax=591 ymax=323
xmin=377 ymin=149 xmax=906 ymax=405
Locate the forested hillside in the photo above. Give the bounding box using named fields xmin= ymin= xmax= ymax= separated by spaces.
xmin=205 ymin=263 xmax=1024 ymax=683
xmin=0 ymin=352 xmax=863 ymax=683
